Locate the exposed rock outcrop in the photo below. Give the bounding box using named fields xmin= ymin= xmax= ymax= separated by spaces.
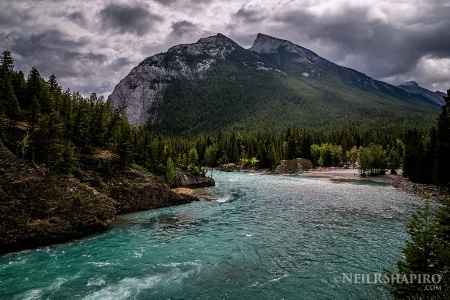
xmin=274 ymin=158 xmax=312 ymax=174
xmin=108 ymin=34 xmax=240 ymax=126
xmin=175 ymin=168 xmax=215 ymax=188
xmin=218 ymin=163 xmax=238 ymax=172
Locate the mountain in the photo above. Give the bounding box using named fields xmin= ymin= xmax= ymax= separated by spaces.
xmin=107 ymin=34 xmax=240 ymax=126
xmin=397 ymin=81 xmax=445 ymax=106
xmin=108 ymin=33 xmax=441 ymax=135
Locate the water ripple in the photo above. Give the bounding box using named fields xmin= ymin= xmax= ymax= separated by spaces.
xmin=0 ymin=171 xmax=421 ymax=300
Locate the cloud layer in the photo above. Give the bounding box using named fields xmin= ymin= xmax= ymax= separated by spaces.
xmin=1 ymin=0 xmax=449 ymax=97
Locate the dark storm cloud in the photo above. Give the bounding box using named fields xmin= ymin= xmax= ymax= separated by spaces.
xmin=152 ymin=0 xmax=178 ymax=5
xmin=171 ymin=21 xmax=198 ymax=37
xmin=233 ymin=7 xmax=265 ymax=23
xmin=0 ymin=7 xmax=32 ymax=26
xmin=0 ymin=0 xmax=448 ymax=95
xmin=153 ymin=0 xmax=215 ymax=7
xmin=403 ymin=12 xmax=450 ymax=60
xmin=10 ymin=30 xmax=90 ymax=58
xmin=111 ymin=57 xmax=133 ymax=70
xmin=271 ymin=4 xmax=450 ymax=80
xmin=3 ymin=29 xmax=109 ymax=95
xmin=66 ymin=11 xmax=86 ymax=25
xmin=99 ymin=3 xmax=162 ymax=36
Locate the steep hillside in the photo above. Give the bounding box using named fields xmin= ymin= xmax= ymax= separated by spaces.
xmin=0 ymin=141 xmax=197 ymax=255
xmin=108 ymin=33 xmax=440 ymax=135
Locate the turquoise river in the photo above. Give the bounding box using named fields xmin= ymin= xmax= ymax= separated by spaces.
xmin=0 ymin=171 xmax=422 ymax=299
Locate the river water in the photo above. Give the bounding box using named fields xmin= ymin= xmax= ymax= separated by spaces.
xmin=0 ymin=171 xmax=422 ymax=299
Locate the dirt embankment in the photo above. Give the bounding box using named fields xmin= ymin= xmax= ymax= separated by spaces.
xmin=0 ymin=141 xmax=197 ymax=255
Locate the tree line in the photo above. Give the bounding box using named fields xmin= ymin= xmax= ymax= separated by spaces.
xmin=1 ymin=49 xmax=449 ymax=191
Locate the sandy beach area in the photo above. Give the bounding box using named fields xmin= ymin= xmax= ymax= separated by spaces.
xmin=171 ymin=187 xmax=216 ymax=200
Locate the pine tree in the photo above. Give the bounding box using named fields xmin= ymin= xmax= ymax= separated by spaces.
xmin=30 ymin=96 xmax=41 ymax=129
xmin=389 ymin=200 xmax=450 ymax=299
xmin=434 ymin=90 xmax=450 ymax=190
xmin=188 ymin=147 xmax=198 ymax=167
xmin=1 ymin=76 xmax=21 ymax=127
xmin=403 ymin=129 xmax=421 ymax=182
xmin=47 ymin=74 xmax=58 ymax=92
xmin=0 ymin=51 xmax=20 ymax=122
xmin=165 ymin=157 xmax=177 ymax=187
xmin=12 ymin=71 xmax=27 ymax=108
xmin=26 ymin=67 xmax=42 ymax=110
xmin=204 ymin=144 xmax=218 ymax=167
xmin=117 ymin=121 xmax=134 ymax=167
xmin=0 ymin=50 xmax=14 ymax=72
xmin=55 ymin=142 xmax=76 ymax=175
xmin=30 ymin=112 xmax=64 ymax=174
xmin=71 ymin=99 xmax=90 ymax=147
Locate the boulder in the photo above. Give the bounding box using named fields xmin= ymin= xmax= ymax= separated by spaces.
xmin=175 ymin=168 xmax=215 ymax=188
xmin=218 ymin=163 xmax=238 ymax=172
xmin=274 ymin=158 xmax=312 ymax=174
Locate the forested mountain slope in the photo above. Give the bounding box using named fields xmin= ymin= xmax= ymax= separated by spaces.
xmin=108 ymin=33 xmax=440 ymax=135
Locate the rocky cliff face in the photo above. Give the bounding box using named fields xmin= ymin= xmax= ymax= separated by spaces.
xmin=250 ymin=33 xmax=324 ymax=64
xmin=108 ymin=34 xmax=240 ymax=126
xmin=0 ymin=141 xmax=197 ymax=255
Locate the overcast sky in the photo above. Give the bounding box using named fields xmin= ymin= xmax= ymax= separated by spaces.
xmin=1 ymin=0 xmax=449 ymax=97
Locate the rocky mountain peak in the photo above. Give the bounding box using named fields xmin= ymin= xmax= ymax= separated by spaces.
xmin=108 ymin=33 xmax=441 ymax=131
xmin=250 ymin=33 xmax=285 ymax=54
xmin=250 ymin=33 xmax=321 ymax=64
xmin=401 ymin=81 xmax=419 ymax=87
xmin=398 ymin=81 xmax=445 ymax=105
xmin=109 ymin=33 xmax=240 ymax=126
xmin=166 ymin=33 xmax=239 ymax=59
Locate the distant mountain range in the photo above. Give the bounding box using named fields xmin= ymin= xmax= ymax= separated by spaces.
xmin=397 ymin=81 xmax=445 ymax=105
xmin=108 ymin=33 xmax=442 ymax=135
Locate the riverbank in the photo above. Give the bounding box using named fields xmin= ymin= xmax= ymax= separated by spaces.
xmin=215 ymin=165 xmax=444 ymax=198
xmin=302 ymin=167 xmax=442 ymax=198
xmin=172 ymin=187 xmax=217 ymax=201
xmin=0 ymin=141 xmax=199 ymax=255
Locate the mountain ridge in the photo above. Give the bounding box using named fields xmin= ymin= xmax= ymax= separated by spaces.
xmin=108 ymin=33 xmax=441 ymax=134
xmin=397 ymin=81 xmax=445 ymax=105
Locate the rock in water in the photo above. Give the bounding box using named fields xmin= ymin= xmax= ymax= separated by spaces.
xmin=175 ymin=168 xmax=215 ymax=188
xmin=274 ymin=158 xmax=312 ymax=174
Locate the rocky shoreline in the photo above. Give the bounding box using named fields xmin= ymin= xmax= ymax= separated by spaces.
xmin=0 ymin=141 xmax=200 ymax=255
xmin=217 ymin=162 xmax=444 ymax=199
xmin=298 ymin=167 xmax=444 ymax=199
